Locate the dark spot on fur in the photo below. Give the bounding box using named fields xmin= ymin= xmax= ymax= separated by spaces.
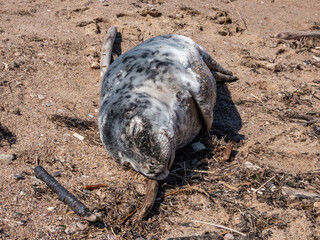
xmin=161 ymin=52 xmax=170 ymax=57
xmin=176 ymin=91 xmax=183 ymax=101
xmin=122 ymin=55 xmax=136 ymax=64
xmin=129 ymin=103 xmax=136 ymax=110
xmin=151 ymin=50 xmax=160 ymax=56
xmin=145 ymin=99 xmax=151 ymax=106
xmin=140 ymin=52 xmax=149 ymax=58
xmin=162 ymin=35 xmax=172 ymax=39
xmin=137 ymin=67 xmax=144 ymax=73
xmin=187 ymin=82 xmax=191 ymax=87
xmin=122 ymin=83 xmax=128 ymax=89
xmin=127 ymin=84 xmax=133 ymax=90
xmin=156 ymin=61 xmax=171 ymax=68
xmin=148 ymin=69 xmax=159 ymax=80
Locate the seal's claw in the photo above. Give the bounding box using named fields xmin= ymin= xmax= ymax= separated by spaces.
xmin=211 ymin=71 xmax=239 ymax=82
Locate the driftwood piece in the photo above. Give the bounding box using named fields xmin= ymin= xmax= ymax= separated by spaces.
xmin=282 ymin=186 xmax=320 ymax=200
xmin=137 ymin=179 xmax=159 ymax=219
xmin=275 ymin=31 xmax=320 ymax=40
xmin=100 ymin=26 xmax=117 ymax=77
xmin=34 ymin=166 xmax=97 ymax=222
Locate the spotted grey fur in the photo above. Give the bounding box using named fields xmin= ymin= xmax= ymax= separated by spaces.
xmin=99 ymin=30 xmax=236 ymax=180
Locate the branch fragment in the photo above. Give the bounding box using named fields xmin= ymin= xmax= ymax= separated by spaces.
xmin=34 ymin=165 xmax=97 ymax=222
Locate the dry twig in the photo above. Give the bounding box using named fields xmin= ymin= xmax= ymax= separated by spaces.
xmin=275 ymin=31 xmax=320 ymax=40
xmin=191 ymin=220 xmax=246 ymax=236
xmin=228 ymin=0 xmax=247 ymax=30
xmin=252 ymin=175 xmax=275 ymax=193
xmin=164 ymin=184 xmax=201 ymax=197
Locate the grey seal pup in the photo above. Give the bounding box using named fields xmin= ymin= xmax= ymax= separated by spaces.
xmin=99 ymin=27 xmax=237 ymax=181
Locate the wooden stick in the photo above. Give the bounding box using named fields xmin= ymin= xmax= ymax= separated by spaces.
xmin=100 ymin=26 xmax=117 ymax=77
xmin=137 ymin=179 xmax=159 ymax=219
xmin=83 ymin=184 xmax=107 ymax=190
xmin=275 ymin=31 xmax=320 ymax=40
xmin=191 ymin=220 xmax=246 ymax=237
xmin=34 ymin=166 xmax=97 ymax=222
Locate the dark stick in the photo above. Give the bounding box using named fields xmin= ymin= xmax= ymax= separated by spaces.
xmin=34 ymin=165 xmax=97 ymax=222
xmin=137 ymin=179 xmax=159 ymax=219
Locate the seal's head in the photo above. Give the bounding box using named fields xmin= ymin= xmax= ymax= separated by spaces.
xmin=99 ymin=93 xmax=175 ymax=180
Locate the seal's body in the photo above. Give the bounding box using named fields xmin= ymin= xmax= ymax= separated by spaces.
xmin=99 ymin=32 xmax=236 ymax=180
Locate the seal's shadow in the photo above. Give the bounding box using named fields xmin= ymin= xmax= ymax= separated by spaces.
xmin=150 ymin=82 xmax=244 ymax=216
xmin=168 ymin=82 xmax=243 ymax=185
xmin=111 ymin=32 xmax=122 ymax=60
xmin=211 ymin=82 xmax=243 ymax=141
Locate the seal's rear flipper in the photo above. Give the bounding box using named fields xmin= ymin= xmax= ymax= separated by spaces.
xmin=198 ymin=45 xmax=238 ymax=81
xmin=100 ymin=26 xmax=117 ymax=77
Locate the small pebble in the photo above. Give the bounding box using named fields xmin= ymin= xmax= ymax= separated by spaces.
xmin=76 ymin=222 xmax=88 ymax=231
xmin=52 ymin=171 xmax=61 ymax=177
xmin=83 ymin=190 xmax=91 ymax=194
xmin=73 ymin=133 xmax=84 ymax=141
xmin=245 ymin=161 xmax=261 ymax=170
xmin=88 ymin=114 xmax=94 ymax=118
xmin=0 ymin=154 xmax=15 ymax=160
xmin=65 ymin=224 xmax=78 ymax=234
xmin=191 ymin=142 xmax=206 ymax=152
xmin=13 ymin=173 xmax=25 ymax=180
xmin=46 ymin=102 xmax=51 ymax=107
xmin=38 ymin=95 xmax=45 ymax=100
xmin=47 ymin=207 xmax=55 ymax=212
xmin=224 ymin=233 xmax=234 ymax=240
xmin=314 ymin=202 xmax=320 ymax=208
